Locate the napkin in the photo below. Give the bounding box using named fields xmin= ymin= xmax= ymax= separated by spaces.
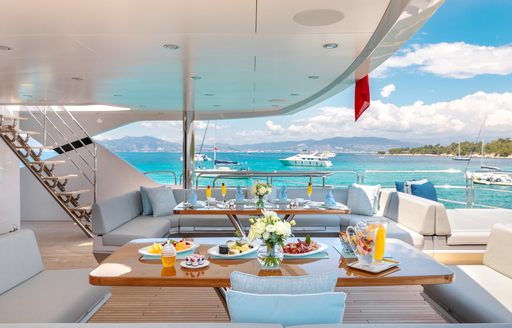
xmin=236 ymin=185 xmax=244 ymax=201
xmin=187 ymin=189 xmax=198 ymax=205
xmin=279 ymin=185 xmax=288 ymax=201
xmin=325 ymin=190 xmax=336 ymax=208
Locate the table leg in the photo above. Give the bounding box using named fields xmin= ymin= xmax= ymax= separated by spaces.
xmin=226 ymin=214 xmax=246 ymax=238
xmin=213 ymin=287 xmax=230 ymax=319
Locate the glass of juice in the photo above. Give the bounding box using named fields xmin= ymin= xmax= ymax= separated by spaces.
xmin=368 ymin=220 xmax=388 ymax=262
xmin=307 ymin=182 xmax=313 ymax=202
xmin=161 ymin=240 xmax=177 ymax=268
xmin=221 ymin=183 xmax=227 ymax=202
xmin=205 ymin=185 xmax=212 ymax=208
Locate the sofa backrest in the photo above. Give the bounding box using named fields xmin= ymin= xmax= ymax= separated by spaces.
xmin=384 ymin=191 xmax=440 ymax=235
xmin=484 ymin=224 xmax=512 ymax=279
xmin=0 ymin=229 xmax=43 ymax=295
xmin=92 ymin=191 xmax=143 ymax=235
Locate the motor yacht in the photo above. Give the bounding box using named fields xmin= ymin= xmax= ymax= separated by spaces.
xmin=1 ymin=0 xmax=511 ymax=326
xmin=473 ymin=172 xmax=512 ymax=186
xmin=279 ymin=151 xmax=333 ymax=167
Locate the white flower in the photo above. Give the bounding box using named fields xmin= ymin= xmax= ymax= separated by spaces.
xmin=252 ymin=221 xmax=266 ymax=235
xmin=266 ymin=224 xmax=276 ymax=233
xmin=275 ymin=221 xmax=291 ymax=236
xmin=262 ymin=231 xmax=270 ymax=240
xmin=259 ymin=186 xmax=267 ymax=195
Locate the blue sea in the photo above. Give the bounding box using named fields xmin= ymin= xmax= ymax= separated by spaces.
xmin=116 ymin=152 xmax=512 ymax=209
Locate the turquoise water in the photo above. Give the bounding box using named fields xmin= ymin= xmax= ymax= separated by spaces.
xmin=116 ymin=152 xmax=512 ymax=209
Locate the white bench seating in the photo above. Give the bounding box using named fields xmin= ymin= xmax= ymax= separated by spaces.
xmin=0 ymin=230 xmax=111 ymax=323
xmin=424 ymin=224 xmax=512 ymax=323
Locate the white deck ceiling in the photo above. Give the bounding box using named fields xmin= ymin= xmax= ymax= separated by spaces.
xmin=0 ymin=0 xmax=441 ymax=119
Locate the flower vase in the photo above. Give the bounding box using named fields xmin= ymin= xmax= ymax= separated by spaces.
xmin=257 ymin=244 xmax=284 ymax=269
xmin=256 ymin=195 xmax=265 ymax=209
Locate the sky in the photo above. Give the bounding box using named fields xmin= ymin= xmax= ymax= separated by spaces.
xmin=97 ymin=0 xmax=512 ymax=146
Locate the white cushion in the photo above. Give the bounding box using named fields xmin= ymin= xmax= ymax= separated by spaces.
xmin=447 ymin=209 xmax=512 ymax=245
xmin=0 ymin=269 xmax=110 ymax=323
xmin=484 ymin=224 xmax=512 ymax=279
xmin=424 ymin=265 xmax=512 ymax=323
xmin=347 ymin=184 xmax=380 ymax=216
xmin=0 ymin=230 xmax=43 ymax=295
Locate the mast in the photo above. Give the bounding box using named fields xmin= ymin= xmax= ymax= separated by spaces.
xmin=213 ymin=121 xmax=217 ymax=169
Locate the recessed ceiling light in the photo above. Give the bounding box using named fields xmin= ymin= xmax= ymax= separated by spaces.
xmin=269 ymin=99 xmax=287 ymax=103
xmin=290 ymin=93 xmax=300 ymax=96
xmin=113 ymin=94 xmax=123 ymax=97
xmin=308 ymin=75 xmax=320 ymax=79
xmin=191 ymin=76 xmax=202 ymax=80
xmin=71 ymin=77 xmax=83 ymax=81
xmin=0 ymin=45 xmax=12 ymax=51
xmin=293 ymin=9 xmax=344 ymax=26
xmin=204 ymin=93 xmax=214 ymax=96
xmin=323 ymin=43 xmax=339 ymax=49
xmin=163 ymin=44 xmax=180 ymax=50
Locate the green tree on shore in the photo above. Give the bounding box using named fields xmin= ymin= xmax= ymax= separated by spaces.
xmin=388 ymin=138 xmax=512 ymax=157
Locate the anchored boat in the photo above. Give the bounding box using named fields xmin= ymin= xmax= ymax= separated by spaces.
xmin=280 ymin=151 xmax=333 ymax=167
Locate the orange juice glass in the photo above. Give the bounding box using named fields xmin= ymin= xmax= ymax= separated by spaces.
xmin=206 ymin=185 xmax=212 ymax=199
xmin=372 ymin=221 xmax=388 ymax=261
xmin=221 ymin=183 xmax=227 ymax=201
xmin=161 ymin=241 xmax=177 ymax=268
xmin=307 ymin=183 xmax=313 ymax=201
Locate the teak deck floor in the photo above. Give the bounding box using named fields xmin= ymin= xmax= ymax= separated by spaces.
xmin=23 ymin=221 xmax=449 ymax=324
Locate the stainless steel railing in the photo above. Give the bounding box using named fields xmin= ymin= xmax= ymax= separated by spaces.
xmin=142 ymin=168 xmax=511 ymax=210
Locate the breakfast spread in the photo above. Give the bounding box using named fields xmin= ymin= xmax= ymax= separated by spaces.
xmin=147 ymin=239 xmax=192 ymax=255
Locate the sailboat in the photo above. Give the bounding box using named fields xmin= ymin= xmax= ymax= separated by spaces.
xmin=452 ymin=142 xmax=470 ymax=161
xmin=479 ymin=135 xmax=501 ymax=171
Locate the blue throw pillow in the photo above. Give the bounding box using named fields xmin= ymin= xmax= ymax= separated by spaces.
xmin=230 ymin=271 xmax=338 ymax=294
xmin=227 ymin=290 xmax=346 ymax=326
xmin=411 ymin=181 xmax=438 ymax=202
xmin=395 ymin=181 xmax=405 ymax=192
xmin=140 ymin=186 xmax=164 ymax=215
xmin=145 ymin=187 xmax=177 ymax=217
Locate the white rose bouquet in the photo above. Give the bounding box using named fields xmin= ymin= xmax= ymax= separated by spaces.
xmin=248 ymin=210 xmax=295 ymax=268
xmin=252 ymin=182 xmax=272 ymax=208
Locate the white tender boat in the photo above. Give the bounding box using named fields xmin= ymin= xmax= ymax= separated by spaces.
xmin=473 ymin=172 xmax=512 ymax=186
xmin=279 ymin=152 xmax=333 ymax=167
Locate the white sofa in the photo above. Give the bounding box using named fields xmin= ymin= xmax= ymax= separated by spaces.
xmin=424 ymin=224 xmax=512 ymax=323
xmin=0 ymin=230 xmax=111 ymax=323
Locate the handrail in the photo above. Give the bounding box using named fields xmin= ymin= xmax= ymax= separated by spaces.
xmin=23 ymin=106 xmax=97 ymax=202
xmin=144 ymin=170 xmax=177 ymax=185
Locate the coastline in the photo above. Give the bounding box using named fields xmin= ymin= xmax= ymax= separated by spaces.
xmin=385 ymin=153 xmax=512 ymax=159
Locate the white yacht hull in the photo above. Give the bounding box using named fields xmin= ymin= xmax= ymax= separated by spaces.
xmin=279 ymin=159 xmax=333 ymax=167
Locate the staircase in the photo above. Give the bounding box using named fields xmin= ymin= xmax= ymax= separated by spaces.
xmin=0 ymin=106 xmax=97 ymax=237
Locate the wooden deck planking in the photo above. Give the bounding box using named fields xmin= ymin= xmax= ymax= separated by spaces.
xmin=22 ymin=221 xmax=450 ymax=324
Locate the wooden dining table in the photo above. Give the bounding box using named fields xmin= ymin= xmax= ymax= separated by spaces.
xmin=89 ymin=237 xmax=454 ymax=315
xmin=173 ymin=202 xmax=351 ymax=237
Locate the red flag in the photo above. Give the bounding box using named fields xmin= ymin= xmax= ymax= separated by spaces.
xmin=354 ymin=75 xmax=370 ymax=121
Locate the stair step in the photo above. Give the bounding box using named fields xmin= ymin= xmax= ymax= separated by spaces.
xmin=18 ymin=130 xmax=40 ymax=135
xmin=0 ymin=114 xmax=27 ymax=120
xmin=16 ymin=145 xmax=56 ymax=150
xmin=56 ymin=189 xmax=90 ymax=196
xmin=70 ymin=205 xmax=93 ymax=212
xmin=41 ymin=174 xmax=78 ymax=181
xmin=29 ymin=160 xmax=66 ymax=165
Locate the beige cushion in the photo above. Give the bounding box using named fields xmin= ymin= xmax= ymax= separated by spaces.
xmin=0 ymin=269 xmax=110 ymax=323
xmin=102 ymin=216 xmax=172 ymax=247
xmin=424 ymin=265 xmax=512 ymax=323
xmin=384 ymin=192 xmax=436 ymax=235
xmin=0 ymin=229 xmax=43 ymax=295
xmin=484 ymin=224 xmax=512 ymax=279
xmin=447 ymin=210 xmax=512 ymax=245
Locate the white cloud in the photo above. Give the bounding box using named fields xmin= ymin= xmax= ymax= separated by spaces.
xmin=239 ymin=91 xmax=512 ymax=142
xmin=374 ymin=42 xmax=512 ymax=79
xmin=380 ymin=84 xmax=396 ymax=98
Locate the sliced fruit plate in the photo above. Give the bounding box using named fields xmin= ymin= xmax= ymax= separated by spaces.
xmin=138 ymin=240 xmax=200 ymax=257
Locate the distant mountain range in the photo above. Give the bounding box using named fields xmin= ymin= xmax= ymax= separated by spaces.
xmin=97 ymin=136 xmax=420 ymax=153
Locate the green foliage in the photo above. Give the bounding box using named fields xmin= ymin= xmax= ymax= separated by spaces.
xmin=387 ymin=138 xmax=512 ymax=157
